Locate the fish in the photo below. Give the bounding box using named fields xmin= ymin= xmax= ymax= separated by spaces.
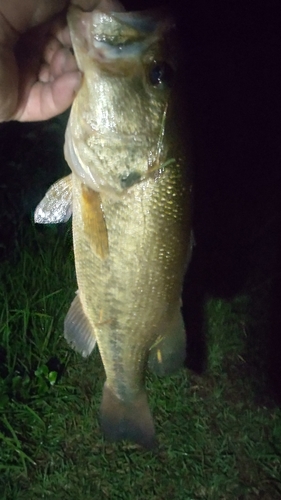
xmin=34 ymin=4 xmax=193 ymax=449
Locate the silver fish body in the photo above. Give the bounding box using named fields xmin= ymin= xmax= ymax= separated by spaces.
xmin=35 ymin=5 xmax=192 ymax=448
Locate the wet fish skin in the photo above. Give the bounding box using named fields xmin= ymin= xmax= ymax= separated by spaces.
xmin=35 ymin=5 xmax=193 ymax=448
xmin=64 ymin=6 xmax=180 ymax=197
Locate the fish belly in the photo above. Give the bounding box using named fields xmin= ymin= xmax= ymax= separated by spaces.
xmin=71 ymin=166 xmax=191 ymax=446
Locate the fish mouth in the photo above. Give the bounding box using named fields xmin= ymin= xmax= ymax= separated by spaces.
xmin=91 ymin=11 xmax=173 ymax=63
xmin=68 ymin=5 xmax=174 ymax=65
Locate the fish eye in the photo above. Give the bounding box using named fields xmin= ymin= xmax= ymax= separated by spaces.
xmin=148 ymin=61 xmax=174 ymax=88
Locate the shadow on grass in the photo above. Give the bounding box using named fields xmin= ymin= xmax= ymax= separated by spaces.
xmin=180 ymin=1 xmax=281 ymax=405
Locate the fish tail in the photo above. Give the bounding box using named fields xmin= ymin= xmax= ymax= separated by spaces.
xmin=100 ymin=384 xmax=156 ymax=449
xmin=148 ymin=310 xmax=186 ymax=376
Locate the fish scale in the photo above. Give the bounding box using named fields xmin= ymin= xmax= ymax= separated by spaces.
xmin=71 ymin=156 xmax=191 ymax=414
xmin=35 ymin=5 xmax=192 ymax=448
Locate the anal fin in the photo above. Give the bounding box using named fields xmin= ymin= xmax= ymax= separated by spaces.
xmin=100 ymin=384 xmax=156 ymax=449
xmin=64 ymin=293 xmax=96 ymax=357
xmin=148 ymin=310 xmax=186 ymax=376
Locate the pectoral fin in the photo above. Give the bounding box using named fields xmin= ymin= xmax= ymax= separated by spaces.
xmin=34 ymin=175 xmax=73 ymax=224
xmin=64 ymin=293 xmax=96 ymax=357
xmin=81 ymin=185 xmax=109 ymax=259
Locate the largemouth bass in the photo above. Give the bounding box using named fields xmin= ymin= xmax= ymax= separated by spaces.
xmin=35 ymin=4 xmax=192 ymax=448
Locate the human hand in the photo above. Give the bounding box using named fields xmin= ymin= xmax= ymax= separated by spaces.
xmin=0 ymin=0 xmax=106 ymax=122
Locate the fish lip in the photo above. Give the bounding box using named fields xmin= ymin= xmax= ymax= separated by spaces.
xmin=68 ymin=5 xmax=175 ymax=64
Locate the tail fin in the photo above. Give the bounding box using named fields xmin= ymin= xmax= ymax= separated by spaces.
xmin=100 ymin=384 xmax=156 ymax=449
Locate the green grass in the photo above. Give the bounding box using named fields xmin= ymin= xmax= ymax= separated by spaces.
xmin=0 ymin=223 xmax=281 ymax=500
xmin=0 ymin=114 xmax=280 ymax=498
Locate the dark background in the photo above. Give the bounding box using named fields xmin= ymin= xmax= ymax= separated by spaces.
xmin=1 ymin=1 xmax=280 ymax=399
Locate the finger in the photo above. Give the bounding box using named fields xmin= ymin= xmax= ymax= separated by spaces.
xmin=40 ymin=46 xmax=78 ymax=81
xmin=37 ymin=18 xmax=74 ymax=68
xmin=43 ymin=36 xmax=63 ymax=66
xmin=43 ymin=34 xmax=76 ymax=67
xmin=0 ymin=45 xmax=18 ymax=121
xmin=0 ymin=1 xmax=68 ymax=34
xmin=49 ymin=16 xmax=72 ymax=47
xmin=38 ymin=63 xmax=52 ymax=84
xmin=16 ymin=71 xmax=82 ymax=121
xmin=70 ymin=0 xmax=124 ymax=12
xmin=51 ymin=47 xmax=78 ymax=76
xmin=70 ymin=1 xmax=102 ymax=11
xmin=31 ymin=0 xmax=68 ymax=27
